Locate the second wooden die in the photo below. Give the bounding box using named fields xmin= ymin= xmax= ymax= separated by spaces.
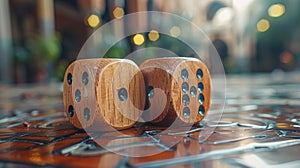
xmin=140 ymin=57 xmax=211 ymax=126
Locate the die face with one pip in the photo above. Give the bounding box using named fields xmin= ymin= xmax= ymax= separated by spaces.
xmin=63 ymin=58 xmax=145 ymax=130
xmin=140 ymin=57 xmax=211 ymax=126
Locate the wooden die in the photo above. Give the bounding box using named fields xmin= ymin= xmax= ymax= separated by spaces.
xmin=63 ymin=58 xmax=145 ymax=130
xmin=140 ymin=57 xmax=211 ymax=126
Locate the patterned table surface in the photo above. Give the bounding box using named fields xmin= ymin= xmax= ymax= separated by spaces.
xmin=1 ymin=72 xmax=300 ymax=168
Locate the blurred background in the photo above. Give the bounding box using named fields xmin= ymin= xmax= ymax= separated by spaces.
xmin=0 ymin=0 xmax=300 ymax=84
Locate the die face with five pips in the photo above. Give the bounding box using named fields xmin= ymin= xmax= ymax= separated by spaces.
xmin=63 ymin=58 xmax=211 ymax=130
xmin=140 ymin=57 xmax=211 ymax=126
xmin=63 ymin=59 xmax=145 ymax=130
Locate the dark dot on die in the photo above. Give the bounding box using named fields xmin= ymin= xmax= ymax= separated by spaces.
xmin=147 ymin=86 xmax=154 ymax=99
xmin=118 ymin=88 xmax=128 ymax=101
xmin=190 ymin=86 xmax=197 ymax=97
xmin=84 ymin=108 xmax=90 ymax=121
xmin=196 ymin=69 xmax=203 ymax=80
xmin=181 ymin=69 xmax=189 ymax=80
xmin=68 ymin=105 xmax=74 ymax=117
xmin=67 ymin=73 xmax=72 ymax=85
xmin=182 ymin=82 xmax=189 ymax=93
xmin=198 ymin=93 xmax=204 ymax=104
xmin=198 ymin=82 xmax=204 ymax=92
xmin=198 ymin=105 xmax=205 ymax=116
xmin=75 ymin=89 xmax=81 ymax=102
xmin=82 ymin=72 xmax=89 ymax=85
xmin=182 ymin=94 xmax=190 ymax=106
xmin=183 ymin=107 xmax=190 ymax=118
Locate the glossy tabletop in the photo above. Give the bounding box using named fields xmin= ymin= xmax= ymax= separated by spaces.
xmin=0 ymin=72 xmax=300 ymax=167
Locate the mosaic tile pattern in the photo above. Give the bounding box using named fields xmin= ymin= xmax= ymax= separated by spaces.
xmin=0 ymin=73 xmax=300 ymax=167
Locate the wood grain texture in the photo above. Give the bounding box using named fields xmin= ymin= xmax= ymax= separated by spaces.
xmin=63 ymin=59 xmax=145 ymax=130
xmin=140 ymin=57 xmax=211 ymax=126
xmin=96 ymin=60 xmax=145 ymax=130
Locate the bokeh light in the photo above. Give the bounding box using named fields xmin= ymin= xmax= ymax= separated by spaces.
xmin=170 ymin=26 xmax=181 ymax=37
xmin=280 ymin=51 xmax=294 ymax=64
xmin=113 ymin=7 xmax=125 ymax=19
xmin=132 ymin=34 xmax=145 ymax=46
xmin=257 ymin=19 xmax=270 ymax=32
xmin=87 ymin=14 xmax=100 ymax=28
xmin=268 ymin=4 xmax=285 ymax=18
xmin=148 ymin=30 xmax=160 ymax=41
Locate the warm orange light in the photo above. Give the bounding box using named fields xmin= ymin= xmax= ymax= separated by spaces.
xmin=29 ymin=152 xmax=42 ymax=164
xmin=87 ymin=14 xmax=100 ymax=28
xmin=280 ymin=51 xmax=294 ymax=64
xmin=257 ymin=19 xmax=270 ymax=32
xmin=268 ymin=4 xmax=285 ymax=18
xmin=113 ymin=7 xmax=124 ymax=19
xmin=133 ymin=34 xmax=145 ymax=46
xmin=148 ymin=30 xmax=160 ymax=41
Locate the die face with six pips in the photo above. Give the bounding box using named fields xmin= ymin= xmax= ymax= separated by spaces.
xmin=63 ymin=58 xmax=145 ymax=130
xmin=140 ymin=57 xmax=211 ymax=126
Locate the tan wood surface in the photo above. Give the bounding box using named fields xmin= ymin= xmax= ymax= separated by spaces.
xmin=63 ymin=58 xmax=145 ymax=130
